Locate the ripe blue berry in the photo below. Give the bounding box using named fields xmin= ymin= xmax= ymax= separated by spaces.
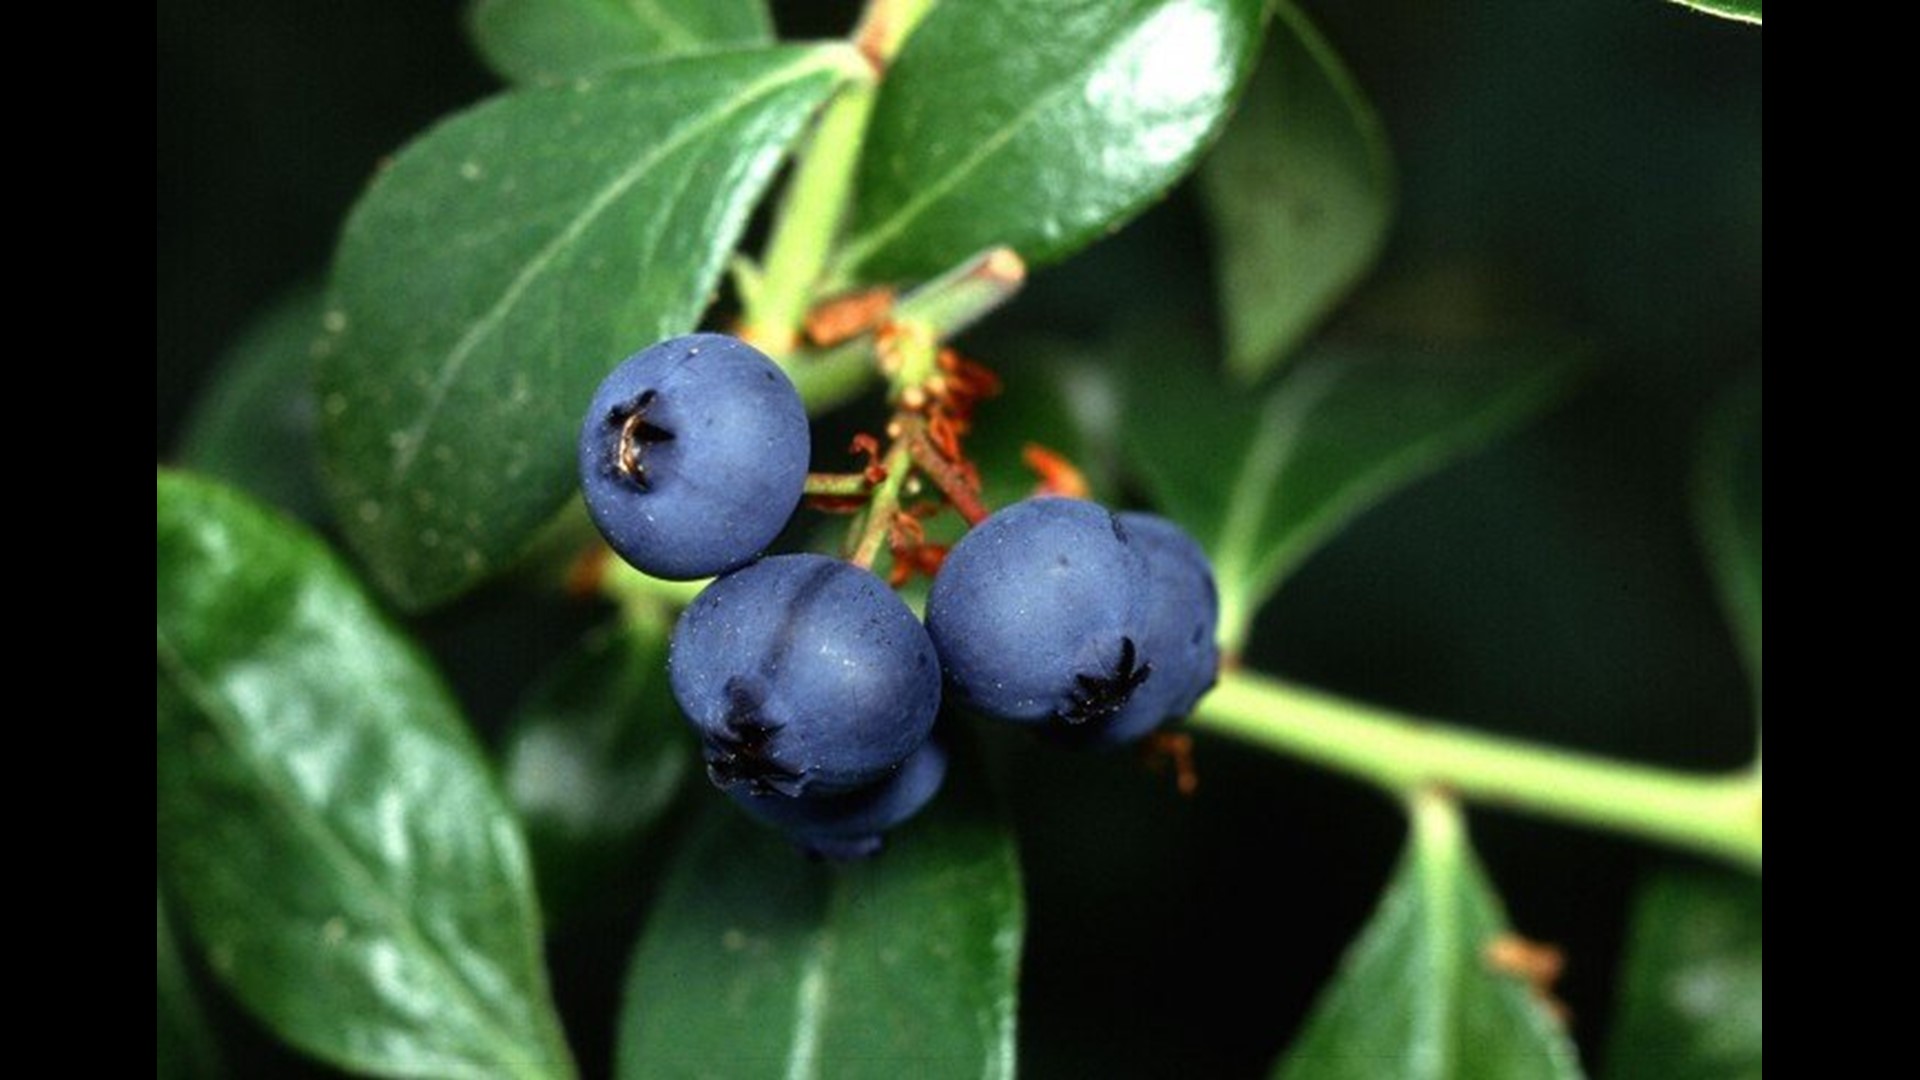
xmin=1070 ymin=513 xmax=1220 ymax=745
xmin=925 ymin=497 xmax=1151 ymax=727
xmin=578 ymin=333 xmax=809 ymax=580
xmin=726 ymin=739 xmax=948 ymax=861
xmin=669 ymin=553 xmax=941 ymax=796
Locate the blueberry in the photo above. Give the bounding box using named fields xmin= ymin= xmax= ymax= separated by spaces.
xmin=925 ymin=497 xmax=1151 ymax=726
xmin=578 ymin=333 xmax=809 ymax=580
xmin=669 ymin=553 xmax=941 ymax=796
xmin=726 ymin=739 xmax=948 ymax=861
xmin=1067 ymin=513 xmax=1220 ymax=745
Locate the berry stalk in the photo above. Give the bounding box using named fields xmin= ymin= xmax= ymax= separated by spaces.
xmin=847 ymin=424 xmax=918 ymax=569
xmin=833 ymin=308 xmax=986 ymax=570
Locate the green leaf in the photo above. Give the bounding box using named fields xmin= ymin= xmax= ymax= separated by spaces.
xmin=504 ymin=618 xmax=692 ymax=922
xmin=1693 ymin=381 xmax=1760 ymax=707
xmin=1124 ymin=342 xmax=1581 ymax=649
xmin=1275 ymin=795 xmax=1583 ymax=1079
xmin=1200 ymin=3 xmax=1393 ymax=381
xmin=615 ymin=750 xmax=1023 ymax=1080
xmin=1664 ymin=0 xmax=1761 ymax=25
xmin=156 ymin=472 xmax=575 ymax=1080
xmin=844 ymin=0 xmax=1268 ymax=280
xmin=178 ymin=285 xmax=329 ymax=523
xmin=467 ymin=0 xmax=773 ymax=85
xmin=1605 ymin=868 xmax=1761 ymax=1080
xmin=319 ymin=46 xmax=855 ymax=611
xmin=158 ymin=888 xmax=223 ymax=1080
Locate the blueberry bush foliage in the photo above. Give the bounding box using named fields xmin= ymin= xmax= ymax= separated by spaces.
xmin=159 ymin=0 xmax=1761 ymax=1076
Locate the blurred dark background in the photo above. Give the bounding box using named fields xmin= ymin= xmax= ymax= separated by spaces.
xmin=157 ymin=0 xmax=1760 ymax=1075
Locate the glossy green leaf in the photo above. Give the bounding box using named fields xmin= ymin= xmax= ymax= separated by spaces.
xmin=1665 ymin=0 xmax=1760 ymax=24
xmin=158 ymin=888 xmax=223 ymax=1080
xmin=1200 ymin=3 xmax=1393 ymax=380
xmin=1606 ymin=868 xmax=1760 ymax=1080
xmin=1275 ymin=796 xmax=1582 ymax=1079
xmin=156 ymin=472 xmax=575 ymax=1080
xmin=319 ymin=46 xmax=855 ymax=610
xmin=468 ymin=0 xmax=773 ymax=85
xmin=1693 ymin=381 xmax=1760 ymax=706
xmin=615 ymin=750 xmax=1023 ymax=1079
xmin=844 ymin=0 xmax=1268 ymax=279
xmin=1124 ymin=342 xmax=1581 ymax=647
xmin=504 ymin=618 xmax=692 ymax=921
xmin=178 ymin=285 xmax=328 ymax=522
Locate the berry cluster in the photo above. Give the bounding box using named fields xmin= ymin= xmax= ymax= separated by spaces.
xmin=579 ymin=334 xmax=1218 ymax=860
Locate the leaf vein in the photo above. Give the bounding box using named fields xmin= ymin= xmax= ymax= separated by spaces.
xmin=784 ymin=929 xmax=834 ymax=1080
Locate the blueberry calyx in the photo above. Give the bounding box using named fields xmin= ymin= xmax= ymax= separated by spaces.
xmin=1056 ymin=636 xmax=1154 ymax=727
xmin=702 ymin=678 xmax=805 ymax=795
xmin=605 ymin=389 xmax=675 ymax=491
xmin=579 ymin=333 xmax=809 ymax=579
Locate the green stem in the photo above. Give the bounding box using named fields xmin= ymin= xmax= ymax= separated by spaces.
xmin=883 ymin=318 xmax=941 ymax=395
xmin=1192 ymin=669 xmax=1763 ymax=871
xmin=853 ymin=0 xmax=938 ymax=66
xmin=743 ymin=0 xmax=943 ymax=357
xmin=891 ymin=247 xmax=1027 ymax=337
xmin=783 ymin=247 xmax=1028 ymax=413
xmin=848 ymin=428 xmax=917 ymax=567
xmin=1410 ymin=787 xmax=1463 ymax=858
xmin=786 ymin=339 xmax=881 ymax=413
xmin=745 ymin=77 xmax=878 ymax=354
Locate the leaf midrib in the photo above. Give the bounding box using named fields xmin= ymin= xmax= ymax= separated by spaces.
xmin=387 ymin=49 xmax=841 ymax=485
xmin=1416 ymin=830 xmax=1462 ymax=1080
xmin=156 ymin=628 xmax=562 ymax=1080
xmin=1210 ymin=365 xmax=1340 ymax=592
xmin=783 ymin=924 xmax=836 ymax=1080
xmin=840 ymin=1 xmax=1160 ymax=268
